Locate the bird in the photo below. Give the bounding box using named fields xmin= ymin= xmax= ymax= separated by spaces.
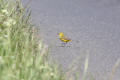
xmin=58 ymin=32 xmax=72 ymax=44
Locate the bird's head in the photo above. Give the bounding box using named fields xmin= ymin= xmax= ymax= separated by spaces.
xmin=58 ymin=32 xmax=64 ymax=37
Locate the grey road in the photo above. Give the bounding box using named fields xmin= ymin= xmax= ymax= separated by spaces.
xmin=23 ymin=0 xmax=120 ymax=80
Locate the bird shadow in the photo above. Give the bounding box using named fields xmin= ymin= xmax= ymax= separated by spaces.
xmin=58 ymin=45 xmax=71 ymax=47
xmin=58 ymin=44 xmax=72 ymax=48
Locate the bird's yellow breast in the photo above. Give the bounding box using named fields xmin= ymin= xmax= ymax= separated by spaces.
xmin=60 ymin=38 xmax=71 ymax=42
xmin=58 ymin=32 xmax=71 ymax=43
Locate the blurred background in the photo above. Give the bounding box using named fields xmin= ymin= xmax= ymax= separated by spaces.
xmin=22 ymin=0 xmax=120 ymax=80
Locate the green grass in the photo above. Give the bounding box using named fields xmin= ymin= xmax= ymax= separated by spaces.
xmin=0 ymin=0 xmax=120 ymax=80
xmin=0 ymin=0 xmax=65 ymax=80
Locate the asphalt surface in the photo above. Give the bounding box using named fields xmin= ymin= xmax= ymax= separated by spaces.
xmin=23 ymin=0 xmax=120 ymax=80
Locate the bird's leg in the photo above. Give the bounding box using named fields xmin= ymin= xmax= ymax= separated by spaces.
xmin=61 ymin=42 xmax=66 ymax=47
xmin=66 ymin=42 xmax=71 ymax=47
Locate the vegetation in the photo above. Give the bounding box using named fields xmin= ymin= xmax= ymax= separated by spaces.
xmin=0 ymin=0 xmax=64 ymax=80
xmin=0 ymin=0 xmax=119 ymax=80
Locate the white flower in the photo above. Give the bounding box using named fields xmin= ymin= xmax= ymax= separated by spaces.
xmin=50 ymin=72 xmax=54 ymax=76
xmin=4 ymin=35 xmax=8 ymax=38
xmin=1 ymin=9 xmax=9 ymax=15
xmin=12 ymin=20 xmax=16 ymax=25
xmin=3 ymin=18 xmax=16 ymax=27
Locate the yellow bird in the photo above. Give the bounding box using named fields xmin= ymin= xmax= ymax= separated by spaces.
xmin=58 ymin=32 xmax=72 ymax=43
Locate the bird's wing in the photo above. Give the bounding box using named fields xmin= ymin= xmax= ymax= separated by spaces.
xmin=62 ymin=36 xmax=71 ymax=41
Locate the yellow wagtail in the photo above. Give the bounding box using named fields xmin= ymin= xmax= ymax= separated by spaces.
xmin=58 ymin=32 xmax=72 ymax=43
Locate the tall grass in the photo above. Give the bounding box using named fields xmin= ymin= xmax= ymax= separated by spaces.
xmin=0 ymin=0 xmax=120 ymax=80
xmin=0 ymin=0 xmax=65 ymax=80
